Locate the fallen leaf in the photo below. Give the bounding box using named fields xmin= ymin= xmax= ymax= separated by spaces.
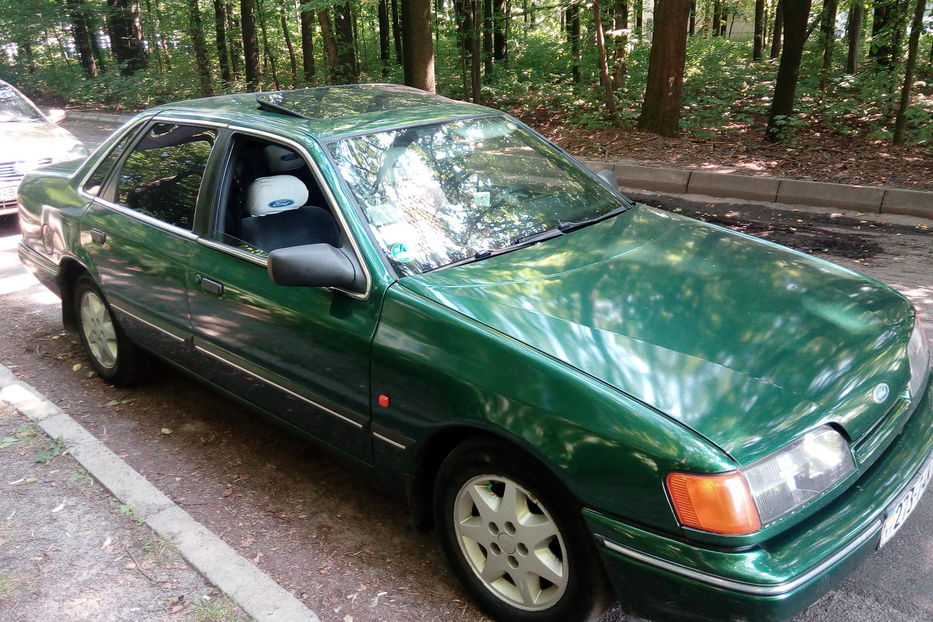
xmin=161 ymin=428 xmax=173 ymax=435
xmin=72 ymin=364 xmax=82 ymax=372
xmin=101 ymin=536 xmax=112 ymax=549
xmin=51 ymin=499 xmax=67 ymax=513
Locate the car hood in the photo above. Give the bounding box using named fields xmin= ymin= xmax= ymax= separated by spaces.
xmin=0 ymin=120 xmax=84 ymax=164
xmin=401 ymin=205 xmax=914 ymax=464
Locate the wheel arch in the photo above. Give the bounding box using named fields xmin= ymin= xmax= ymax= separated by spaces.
xmin=407 ymin=424 xmax=580 ymax=529
xmin=58 ymin=256 xmax=92 ymax=331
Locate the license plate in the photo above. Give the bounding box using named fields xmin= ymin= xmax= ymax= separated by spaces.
xmin=879 ymin=457 xmax=933 ymax=549
xmin=0 ymin=186 xmax=16 ymax=201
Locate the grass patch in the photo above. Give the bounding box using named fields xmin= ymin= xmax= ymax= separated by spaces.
xmin=0 ymin=572 xmax=24 ymax=598
xmin=33 ymin=436 xmax=65 ymax=464
xmin=0 ymin=424 xmax=40 ymax=450
xmin=192 ymin=595 xmax=250 ymax=622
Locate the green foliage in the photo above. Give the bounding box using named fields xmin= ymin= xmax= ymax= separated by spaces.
xmin=33 ymin=436 xmax=65 ymax=464
xmin=0 ymin=1 xmax=930 ymax=145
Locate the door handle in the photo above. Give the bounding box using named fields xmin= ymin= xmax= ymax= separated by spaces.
xmin=197 ymin=275 xmax=224 ymax=297
xmin=89 ymin=229 xmax=106 ymax=244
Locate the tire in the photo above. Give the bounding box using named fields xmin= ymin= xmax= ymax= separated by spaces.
xmin=73 ymin=276 xmax=143 ymax=386
xmin=434 ymin=438 xmax=610 ymax=622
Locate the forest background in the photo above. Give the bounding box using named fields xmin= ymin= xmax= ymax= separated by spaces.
xmin=1 ymin=0 xmax=931 ymax=190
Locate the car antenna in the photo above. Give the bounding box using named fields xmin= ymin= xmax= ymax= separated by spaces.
xmin=256 ymin=94 xmax=310 ymax=119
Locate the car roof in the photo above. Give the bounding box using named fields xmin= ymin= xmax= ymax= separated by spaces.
xmin=151 ymin=84 xmax=494 ymax=140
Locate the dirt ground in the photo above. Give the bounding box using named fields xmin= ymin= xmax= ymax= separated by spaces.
xmin=0 ymin=403 xmax=248 ymax=622
xmin=521 ymin=113 xmax=933 ymax=192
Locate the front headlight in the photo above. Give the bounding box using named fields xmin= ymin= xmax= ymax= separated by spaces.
xmin=742 ymin=426 xmax=854 ymax=525
xmin=907 ymin=317 xmax=929 ymax=401
xmin=667 ymin=426 xmax=855 ymax=535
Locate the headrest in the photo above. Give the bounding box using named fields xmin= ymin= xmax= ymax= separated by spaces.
xmin=264 ymin=145 xmax=304 ymax=173
xmin=246 ymin=175 xmax=309 ymax=217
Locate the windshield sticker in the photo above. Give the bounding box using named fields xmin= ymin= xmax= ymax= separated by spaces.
xmin=389 ymin=242 xmax=414 ymax=262
xmin=474 ymin=191 xmax=490 ymax=208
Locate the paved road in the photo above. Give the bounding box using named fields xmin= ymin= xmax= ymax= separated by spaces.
xmin=1 ymin=119 xmax=929 ymax=622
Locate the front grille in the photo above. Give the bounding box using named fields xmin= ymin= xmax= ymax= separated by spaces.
xmin=0 ymin=157 xmax=53 ymax=183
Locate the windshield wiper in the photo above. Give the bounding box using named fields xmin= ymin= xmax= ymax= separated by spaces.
xmin=511 ymin=204 xmax=630 ymax=246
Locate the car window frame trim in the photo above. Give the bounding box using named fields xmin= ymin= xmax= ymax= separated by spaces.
xmin=200 ymin=124 xmax=373 ymax=301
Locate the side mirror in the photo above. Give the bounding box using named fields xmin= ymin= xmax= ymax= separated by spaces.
xmin=596 ymin=169 xmax=618 ymax=190
xmin=267 ymin=243 xmax=366 ymax=292
xmin=46 ymin=108 xmax=67 ymax=124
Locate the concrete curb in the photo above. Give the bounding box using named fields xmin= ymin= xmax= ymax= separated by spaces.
xmin=581 ymin=160 xmax=932 ymax=220
xmin=65 ymin=110 xmax=132 ymax=124
xmin=0 ymin=364 xmax=319 ymax=622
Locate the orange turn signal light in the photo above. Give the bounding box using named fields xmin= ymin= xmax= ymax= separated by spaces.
xmin=666 ymin=471 xmax=761 ymax=535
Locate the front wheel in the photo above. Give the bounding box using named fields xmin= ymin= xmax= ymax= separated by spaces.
xmin=73 ymin=276 xmax=143 ymax=385
xmin=434 ymin=439 xmax=610 ymax=622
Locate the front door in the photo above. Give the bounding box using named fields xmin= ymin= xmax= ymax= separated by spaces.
xmin=186 ymin=131 xmax=379 ymax=463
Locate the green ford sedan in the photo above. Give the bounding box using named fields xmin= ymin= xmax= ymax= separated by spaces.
xmin=16 ymin=85 xmax=932 ymax=622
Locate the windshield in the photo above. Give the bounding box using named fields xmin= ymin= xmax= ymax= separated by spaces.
xmin=329 ymin=116 xmax=626 ymax=275
xmin=0 ymin=86 xmax=43 ymax=122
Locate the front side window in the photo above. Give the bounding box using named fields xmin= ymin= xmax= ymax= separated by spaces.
xmin=329 ymin=116 xmax=625 ymax=276
xmin=116 ymin=122 xmax=216 ymax=230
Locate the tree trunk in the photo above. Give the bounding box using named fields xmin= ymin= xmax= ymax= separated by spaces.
xmin=893 ymin=0 xmax=926 ymax=144
xmin=493 ymin=0 xmax=508 ymax=61
xmin=845 ymin=0 xmax=863 ymax=74
xmin=402 ymin=0 xmax=436 ymax=91
xmin=317 ymin=9 xmax=340 ymax=79
xmin=213 ymin=0 xmax=232 ymax=87
xmin=300 ymin=6 xmax=315 ymax=84
xmin=770 ymin=0 xmax=783 ymax=58
xmin=240 ymin=0 xmax=261 ymax=89
xmin=819 ymin=0 xmax=838 ymax=91
xmin=392 ymin=0 xmax=403 ymax=64
xmin=593 ymin=0 xmax=618 ymax=119
xmin=470 ymin=0 xmax=481 ymax=101
xmin=278 ymin=0 xmax=299 ymax=87
xmin=187 ymin=0 xmax=214 ymax=95
xmin=765 ymin=0 xmax=813 ymax=142
xmin=227 ymin=1 xmax=243 ymax=79
xmin=613 ymin=0 xmax=628 ymax=91
xmin=688 ymin=0 xmax=695 ymax=35
xmin=870 ymin=0 xmax=896 ymax=68
xmin=256 ymin=0 xmax=280 ymax=89
xmin=67 ymin=0 xmax=99 ymax=78
xmin=332 ymin=1 xmax=359 ymax=83
xmin=637 ymin=0 xmax=691 ymax=137
xmin=567 ymin=4 xmax=580 ymax=83
xmin=753 ymin=0 xmax=765 ymax=59
xmin=379 ymin=0 xmax=391 ymax=75
xmin=483 ymin=0 xmax=493 ymax=75
xmin=634 ymin=0 xmax=643 ymax=38
xmin=106 ymin=0 xmax=147 ymax=74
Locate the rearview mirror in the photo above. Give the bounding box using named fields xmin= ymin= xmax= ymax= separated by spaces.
xmin=268 ymin=243 xmax=365 ymax=292
xmin=46 ymin=108 xmax=67 ymax=124
xmin=596 ymin=169 xmax=618 ymax=190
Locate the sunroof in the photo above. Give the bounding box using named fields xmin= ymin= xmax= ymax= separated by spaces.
xmin=256 ymin=85 xmax=455 ymax=120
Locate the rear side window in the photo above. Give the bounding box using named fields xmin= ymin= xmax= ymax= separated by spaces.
xmin=116 ymin=122 xmax=216 ymax=230
xmin=83 ymin=130 xmax=136 ymax=196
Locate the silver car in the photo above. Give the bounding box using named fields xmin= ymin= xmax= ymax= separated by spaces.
xmin=1 ymin=80 xmax=88 ymax=216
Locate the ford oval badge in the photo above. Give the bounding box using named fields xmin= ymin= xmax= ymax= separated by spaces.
xmin=269 ymin=199 xmax=295 ymax=208
xmin=872 ymin=383 xmax=890 ymax=404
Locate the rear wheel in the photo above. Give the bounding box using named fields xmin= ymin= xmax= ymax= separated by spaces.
xmin=74 ymin=276 xmax=142 ymax=385
xmin=435 ymin=439 xmax=610 ymax=622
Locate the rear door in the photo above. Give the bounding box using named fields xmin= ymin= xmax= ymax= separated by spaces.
xmin=81 ymin=119 xmax=219 ymax=361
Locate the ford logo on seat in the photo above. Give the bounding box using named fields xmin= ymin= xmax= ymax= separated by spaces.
xmin=269 ymin=199 xmax=295 ymax=208
xmin=872 ymin=383 xmax=890 ymax=403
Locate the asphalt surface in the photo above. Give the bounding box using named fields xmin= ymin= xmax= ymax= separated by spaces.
xmin=0 ymin=119 xmax=929 ymax=622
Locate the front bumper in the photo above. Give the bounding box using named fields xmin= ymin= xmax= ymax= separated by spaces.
xmin=587 ymin=379 xmax=933 ymax=622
